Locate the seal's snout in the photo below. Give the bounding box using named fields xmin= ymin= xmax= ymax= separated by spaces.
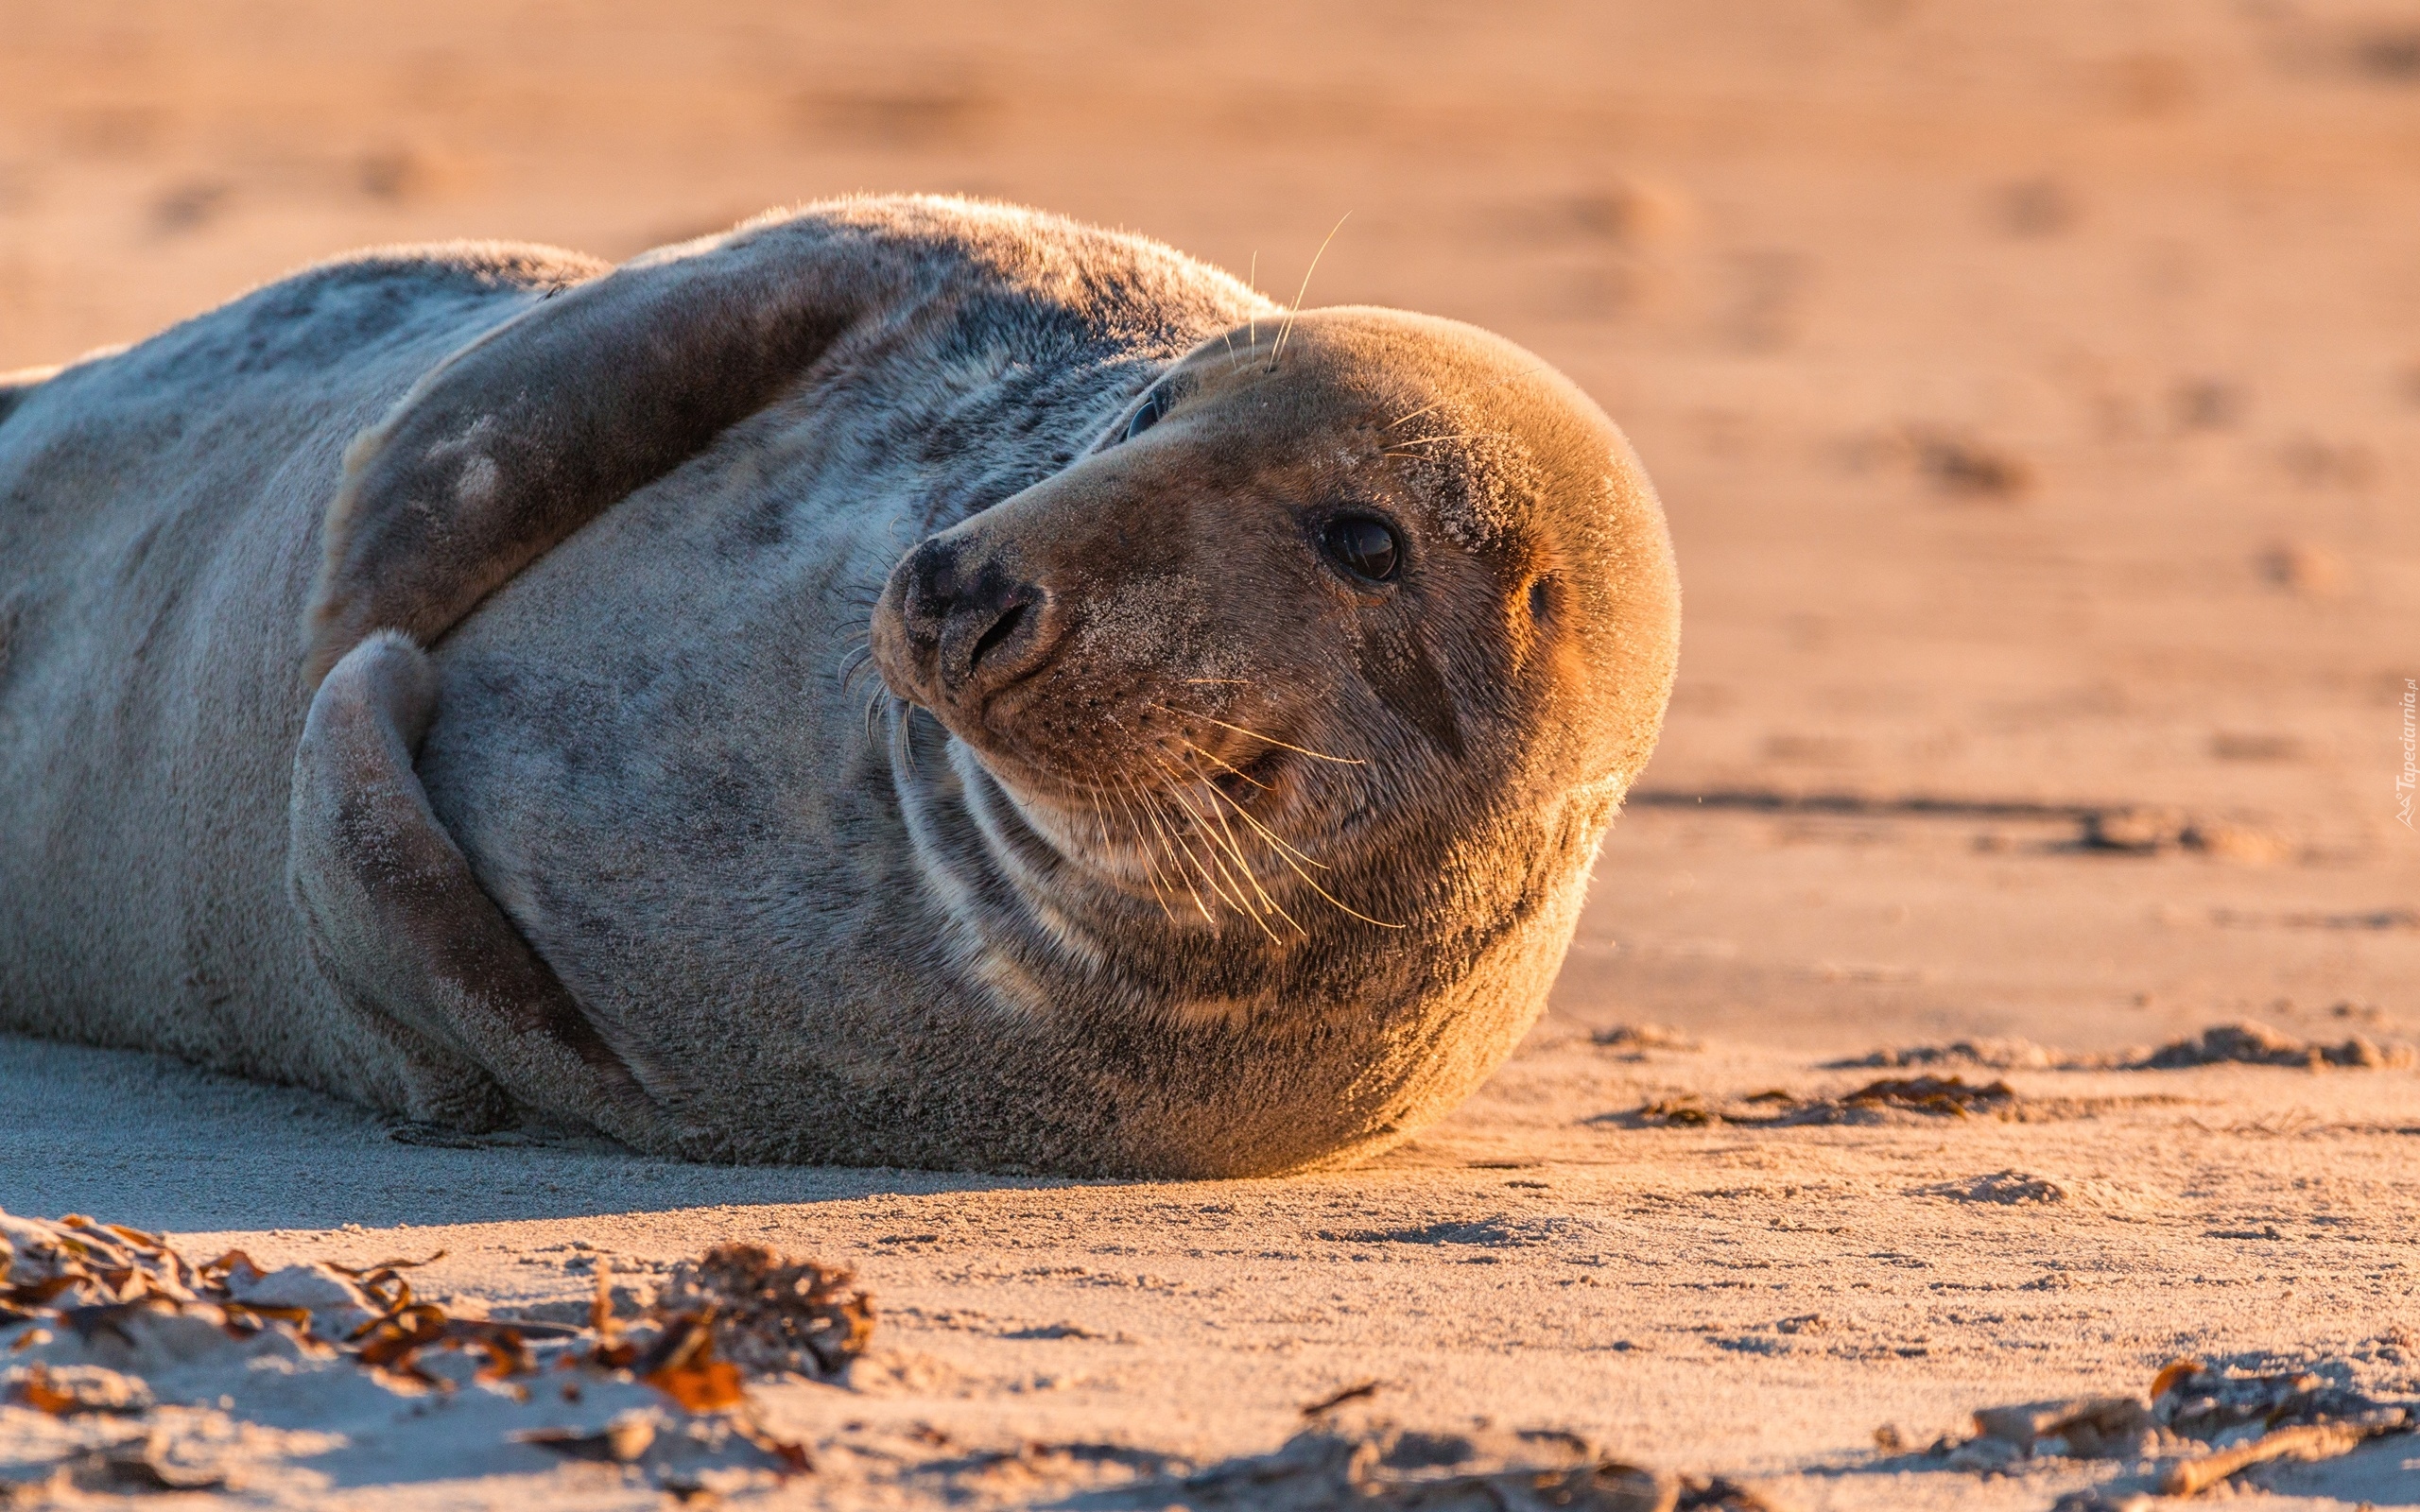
xmin=874 ymin=535 xmax=1057 ymax=709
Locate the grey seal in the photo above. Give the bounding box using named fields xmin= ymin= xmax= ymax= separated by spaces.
xmin=0 ymin=196 xmax=1679 ymax=1175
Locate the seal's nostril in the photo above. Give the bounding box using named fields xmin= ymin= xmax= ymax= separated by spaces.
xmin=968 ymin=600 xmax=1028 ymax=672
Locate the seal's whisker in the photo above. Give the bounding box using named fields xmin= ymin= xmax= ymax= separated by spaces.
xmin=1152 ymin=752 xmax=1296 ymax=937
xmin=1187 ymin=822 xmax=1285 ymax=941
xmin=1245 ymin=250 xmax=1259 ymax=352
xmin=1156 ymin=753 xmax=1294 ymax=922
xmin=1086 ymin=784 xmax=1119 ymax=860
xmin=1172 ymin=748 xmax=1396 ymax=929
xmin=1179 ymin=739 xmax=1270 ymax=793
xmin=1146 ymin=703 xmax=1364 ymax=765
xmin=1123 ymin=783 xmax=1185 ymax=925
xmin=1156 ymin=780 xmax=1261 ymax=929
xmin=1108 ymin=779 xmax=1156 ymax=895
xmin=1203 ymin=775 xmax=1407 ymax=930
xmin=1116 ymin=782 xmax=1176 ymax=904
xmin=1197 ymin=797 xmax=1304 ymax=938
xmin=1096 ymin=785 xmax=1176 ymax=923
xmin=1268 ymin=213 xmax=1349 ymax=373
xmin=1100 ymin=713 xmax=1215 ymax=922
xmin=1183 ymin=749 xmax=1331 ymax=873
xmin=889 ymin=701 xmax=917 ymax=778
xmin=1379 ymin=431 xmax=1510 ymax=448
xmin=1129 ymin=781 xmax=1215 ymax=924
xmin=1160 ymin=787 xmax=1252 ymax=920
xmin=837 ymin=644 xmax=879 ymax=693
xmin=1384 ymin=364 xmax=1554 ymax=429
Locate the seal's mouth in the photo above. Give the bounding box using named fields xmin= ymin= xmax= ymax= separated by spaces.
xmin=950 ymin=704 xmax=1303 ymax=820
xmin=1205 ymin=745 xmax=1285 ymax=806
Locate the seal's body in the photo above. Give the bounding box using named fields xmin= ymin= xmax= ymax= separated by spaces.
xmin=0 ymin=198 xmax=1678 ymax=1175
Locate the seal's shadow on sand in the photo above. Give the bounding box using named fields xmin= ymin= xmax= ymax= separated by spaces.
xmin=0 ymin=1034 xmax=1074 ymax=1231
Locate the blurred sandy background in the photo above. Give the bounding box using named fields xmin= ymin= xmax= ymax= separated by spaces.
xmin=5 ymin=5 xmax=2420 ymax=1505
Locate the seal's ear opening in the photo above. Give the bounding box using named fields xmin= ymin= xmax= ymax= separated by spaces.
xmin=287 ymin=631 xmax=683 ymax=1150
xmin=303 ymin=219 xmax=911 ymax=686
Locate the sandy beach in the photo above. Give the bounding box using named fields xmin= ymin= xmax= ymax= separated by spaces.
xmin=4 ymin=2 xmax=2417 ymax=1505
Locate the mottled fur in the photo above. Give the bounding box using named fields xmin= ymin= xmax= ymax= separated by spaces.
xmin=0 ymin=197 xmax=1678 ymax=1176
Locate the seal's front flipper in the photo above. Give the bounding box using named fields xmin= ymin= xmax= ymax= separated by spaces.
xmin=288 ymin=631 xmax=681 ymax=1149
xmin=303 ymin=218 xmax=909 ymax=685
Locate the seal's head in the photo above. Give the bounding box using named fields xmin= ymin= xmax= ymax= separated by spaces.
xmin=871 ymin=307 xmax=1678 ymax=977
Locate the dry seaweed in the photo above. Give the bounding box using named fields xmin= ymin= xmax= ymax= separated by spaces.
xmin=1838 ymin=1075 xmax=2015 ymax=1116
xmin=7 ymin=1363 xmax=152 ymax=1416
xmin=1837 ymin=1019 xmax=2414 ymax=1073
xmin=1828 ymin=1038 xmax=2069 ymax=1071
xmin=2138 ymin=1022 xmax=2414 ymax=1070
xmin=1625 ymin=1094 xmax=1720 ymax=1127
xmin=653 ymin=1243 xmax=874 ymax=1380
xmin=511 ymin=1412 xmax=658 ymax=1463
xmin=0 ymin=1207 xmax=842 ymax=1488
xmin=1178 ymin=1424 xmax=1694 ymax=1511
xmin=1168 ymin=1424 xmax=1779 ymax=1511
xmin=1300 ymin=1378 xmax=1382 ymax=1418
xmin=1590 ymin=1024 xmax=1703 ymax=1057
xmin=632 ymin=1310 xmax=748 ymax=1412
xmin=1615 ymin=1075 xmax=2018 ymax=1128
xmin=1926 ymin=1354 xmax=2413 ymax=1496
xmin=2160 ymin=1422 xmax=2371 ymax=1496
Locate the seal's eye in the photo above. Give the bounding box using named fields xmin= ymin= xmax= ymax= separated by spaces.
xmin=1121 ymin=388 xmax=1169 ymax=443
xmin=1321 ymin=515 xmax=1401 ymax=583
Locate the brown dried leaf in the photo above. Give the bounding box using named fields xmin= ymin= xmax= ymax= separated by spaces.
xmin=200 ymin=1249 xmax=267 ymax=1287
xmin=1972 ymin=1397 xmax=2147 ymax=1457
xmin=13 ymin=1366 xmax=80 ymax=1416
xmin=332 ymin=1251 xmax=445 ymax=1314
xmin=512 ymin=1413 xmax=657 ymax=1463
xmin=468 ymin=1327 xmax=535 ymax=1382
xmin=732 ymin=1418 xmax=814 ymax=1477
xmin=1636 ymin=1095 xmax=1717 ymax=1126
xmin=328 ymin=1251 xmax=447 ymax=1278
xmin=218 ymin=1301 xmax=315 ymax=1336
xmin=633 ymin=1312 xmax=716 ymax=1379
xmin=645 ymin=1359 xmax=746 ymax=1413
xmin=1301 ymin=1379 xmax=1382 ymax=1418
xmin=2149 ymin=1358 xmax=2205 ymax=1402
xmin=591 ymin=1339 xmax=641 ymax=1370
xmin=354 ymin=1303 xmax=449 ymax=1366
xmin=1842 ymin=1075 xmax=2014 ymax=1117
